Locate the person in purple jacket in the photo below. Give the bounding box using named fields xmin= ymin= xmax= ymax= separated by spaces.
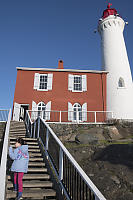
xmin=9 ymin=138 xmax=29 ymax=200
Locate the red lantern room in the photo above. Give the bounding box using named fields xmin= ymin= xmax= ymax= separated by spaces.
xmin=102 ymin=3 xmax=118 ymax=19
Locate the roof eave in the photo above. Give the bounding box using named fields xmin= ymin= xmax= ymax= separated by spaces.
xmin=16 ymin=67 xmax=108 ymax=74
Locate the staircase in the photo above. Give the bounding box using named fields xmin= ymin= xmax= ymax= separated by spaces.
xmin=6 ymin=121 xmax=57 ymax=199
xmin=0 ymin=122 xmax=6 ymax=164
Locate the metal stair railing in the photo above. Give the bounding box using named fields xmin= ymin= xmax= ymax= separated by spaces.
xmin=25 ymin=111 xmax=106 ymax=200
xmin=0 ymin=109 xmax=11 ymax=200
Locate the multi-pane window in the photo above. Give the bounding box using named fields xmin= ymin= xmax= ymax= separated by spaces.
xmin=68 ymin=74 xmax=87 ymax=92
xmin=73 ymin=76 xmax=82 ymax=91
xmin=39 ymin=75 xmax=48 ymax=90
xmin=38 ymin=102 xmax=46 ymax=119
xmin=73 ymin=103 xmax=82 ymax=121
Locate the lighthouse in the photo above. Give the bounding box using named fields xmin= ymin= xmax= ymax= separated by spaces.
xmin=98 ymin=3 xmax=133 ymax=120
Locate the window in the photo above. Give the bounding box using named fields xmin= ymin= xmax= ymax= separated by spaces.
xmin=68 ymin=74 xmax=87 ymax=92
xmin=73 ymin=103 xmax=82 ymax=121
xmin=74 ymin=76 xmax=82 ymax=91
xmin=39 ymin=75 xmax=48 ymax=90
xmin=68 ymin=102 xmax=87 ymax=122
xmin=118 ymin=77 xmax=125 ymax=88
xmin=34 ymin=73 xmax=53 ymax=91
xmin=32 ymin=100 xmax=51 ymax=121
xmin=38 ymin=102 xmax=46 ymax=119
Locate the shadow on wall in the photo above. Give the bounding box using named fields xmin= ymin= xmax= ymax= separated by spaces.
xmin=93 ymin=144 xmax=133 ymax=170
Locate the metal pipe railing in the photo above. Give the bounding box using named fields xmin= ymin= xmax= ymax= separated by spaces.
xmin=0 ymin=109 xmax=11 ymax=200
xmin=25 ymin=111 xmax=106 ymax=200
xmin=27 ymin=110 xmax=113 ymax=124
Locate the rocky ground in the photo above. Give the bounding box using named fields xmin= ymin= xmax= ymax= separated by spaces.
xmin=50 ymin=122 xmax=133 ymax=200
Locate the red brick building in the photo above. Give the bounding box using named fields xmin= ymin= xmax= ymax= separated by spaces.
xmin=13 ymin=60 xmax=107 ymax=123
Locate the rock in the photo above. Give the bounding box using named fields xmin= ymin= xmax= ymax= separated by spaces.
xmin=89 ymin=173 xmax=94 ymax=177
xmin=108 ymin=126 xmax=122 ymax=140
xmin=111 ymin=175 xmax=120 ymax=184
xmin=103 ymin=126 xmax=122 ymax=140
xmin=75 ymin=133 xmax=98 ymax=144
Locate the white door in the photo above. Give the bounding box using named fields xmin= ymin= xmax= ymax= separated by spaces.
xmin=13 ymin=102 xmax=21 ymax=121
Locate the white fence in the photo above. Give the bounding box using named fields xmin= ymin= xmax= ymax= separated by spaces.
xmin=27 ymin=110 xmax=113 ymax=124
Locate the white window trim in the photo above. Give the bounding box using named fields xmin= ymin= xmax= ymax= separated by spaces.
xmin=37 ymin=101 xmax=46 ymax=109
xmin=38 ymin=74 xmax=48 ymax=91
xmin=117 ymin=87 xmax=126 ymax=89
xmin=68 ymin=102 xmax=87 ymax=122
xmin=68 ymin=74 xmax=87 ymax=92
xmin=72 ymin=103 xmax=82 ymax=122
xmin=72 ymin=75 xmax=82 ymax=92
xmin=34 ymin=73 xmax=53 ymax=91
xmin=37 ymin=88 xmax=49 ymax=91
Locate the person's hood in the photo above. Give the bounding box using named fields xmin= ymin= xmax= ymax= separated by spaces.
xmin=18 ymin=145 xmax=28 ymax=154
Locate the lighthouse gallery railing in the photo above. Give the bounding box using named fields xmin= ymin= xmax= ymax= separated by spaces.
xmin=25 ymin=110 xmax=106 ymax=200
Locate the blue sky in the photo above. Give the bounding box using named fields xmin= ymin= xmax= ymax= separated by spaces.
xmin=0 ymin=0 xmax=133 ymax=109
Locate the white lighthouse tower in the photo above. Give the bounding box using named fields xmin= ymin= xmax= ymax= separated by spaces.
xmin=98 ymin=3 xmax=133 ymax=119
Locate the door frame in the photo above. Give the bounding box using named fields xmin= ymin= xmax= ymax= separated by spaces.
xmin=13 ymin=103 xmax=29 ymax=121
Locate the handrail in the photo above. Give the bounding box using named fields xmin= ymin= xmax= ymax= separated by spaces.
xmin=27 ymin=110 xmax=113 ymax=113
xmin=25 ymin=111 xmax=106 ymax=200
xmin=0 ymin=109 xmax=11 ymax=200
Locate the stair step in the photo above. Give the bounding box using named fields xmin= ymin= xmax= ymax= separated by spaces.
xmin=28 ymin=168 xmax=47 ymax=172
xmin=7 ymin=174 xmax=50 ymax=180
xmin=29 ymin=157 xmax=44 ymax=161
xmin=29 ymin=153 xmax=42 ymax=157
xmin=7 ymin=181 xmax=53 ymax=188
xmin=6 ymin=189 xmax=56 ymax=198
xmin=10 ymin=145 xmax=39 ymax=149
xmin=9 ymin=137 xmax=37 ymax=141
xmin=10 ymin=121 xmax=25 ymax=123
xmin=10 ymin=126 xmax=26 ymax=129
xmin=9 ymin=132 xmax=26 ymax=134
xmin=10 ymin=141 xmax=38 ymax=145
xmin=9 ymin=129 xmax=26 ymax=132
xmin=10 ymin=129 xmax=26 ymax=132
xmin=9 ymin=134 xmax=26 ymax=137
xmin=28 ymin=162 xmax=45 ymax=166
xmin=28 ymin=149 xmax=40 ymax=152
xmin=7 ymin=148 xmax=40 ymax=153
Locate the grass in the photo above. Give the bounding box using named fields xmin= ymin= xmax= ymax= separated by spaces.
xmin=64 ymin=139 xmax=133 ymax=149
xmin=64 ymin=142 xmax=91 ymax=149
